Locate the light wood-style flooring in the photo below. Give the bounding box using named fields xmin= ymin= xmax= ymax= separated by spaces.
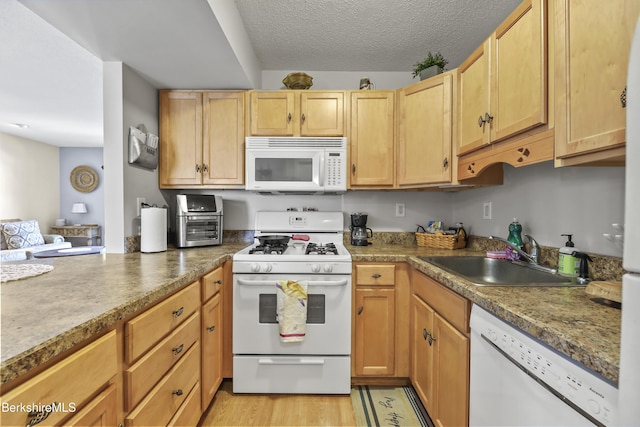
xmin=199 ymin=380 xmax=357 ymax=426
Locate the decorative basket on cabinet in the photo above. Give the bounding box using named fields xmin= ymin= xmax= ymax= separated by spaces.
xmin=416 ymin=232 xmax=466 ymax=249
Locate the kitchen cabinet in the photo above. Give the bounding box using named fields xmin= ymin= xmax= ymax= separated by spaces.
xmin=248 ymin=90 xmax=345 ymax=136
xmin=554 ymin=0 xmax=640 ymax=166
xmin=398 ymin=72 xmax=455 ymax=187
xmin=0 ymin=331 xmax=118 ymax=427
xmin=352 ymin=263 xmax=410 ymax=381
xmin=411 ymin=270 xmax=470 ymax=427
xmin=458 ymin=0 xmax=548 ymax=156
xmin=123 ymin=281 xmax=201 ymax=427
xmin=348 ymin=91 xmax=396 ymax=188
xmin=159 ymin=90 xmax=245 ymax=188
xmin=201 ymin=267 xmax=224 ymax=410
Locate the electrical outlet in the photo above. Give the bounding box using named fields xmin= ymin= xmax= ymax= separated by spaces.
xmin=136 ymin=197 xmax=146 ymax=217
xmin=395 ymin=203 xmax=405 ymax=217
xmin=483 ymin=202 xmax=492 ymax=220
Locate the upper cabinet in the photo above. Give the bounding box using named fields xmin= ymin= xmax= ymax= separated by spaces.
xmin=458 ymin=0 xmax=548 ymax=155
xmin=159 ymin=90 xmax=245 ymax=188
xmin=248 ymin=91 xmax=345 ymax=137
xmin=398 ymin=72 xmax=455 ymax=187
xmin=348 ymin=91 xmax=396 ymax=188
xmin=554 ymin=0 xmax=640 ymax=166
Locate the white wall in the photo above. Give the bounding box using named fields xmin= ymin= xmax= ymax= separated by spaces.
xmin=0 ymin=132 xmax=60 ymax=227
xmin=261 ymin=70 xmax=414 ymax=90
xmin=452 ymin=162 xmax=625 ymax=257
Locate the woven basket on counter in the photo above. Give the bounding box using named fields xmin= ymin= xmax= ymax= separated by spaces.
xmin=416 ymin=232 xmax=467 ymax=249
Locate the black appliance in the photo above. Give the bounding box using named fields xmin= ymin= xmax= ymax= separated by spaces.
xmin=350 ymin=212 xmax=373 ymax=246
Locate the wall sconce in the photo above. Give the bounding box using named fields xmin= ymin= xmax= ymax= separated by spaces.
xmin=71 ymin=202 xmax=88 ymax=214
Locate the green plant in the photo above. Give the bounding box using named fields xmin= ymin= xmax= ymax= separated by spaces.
xmin=412 ymin=51 xmax=448 ymax=78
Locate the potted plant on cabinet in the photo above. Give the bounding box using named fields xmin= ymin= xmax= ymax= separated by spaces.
xmin=412 ymin=51 xmax=448 ymax=80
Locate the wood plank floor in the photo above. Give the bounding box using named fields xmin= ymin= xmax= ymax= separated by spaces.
xmin=199 ymin=380 xmax=357 ymax=426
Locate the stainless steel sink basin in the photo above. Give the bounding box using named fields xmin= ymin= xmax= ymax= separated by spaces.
xmin=420 ymin=256 xmax=581 ymax=286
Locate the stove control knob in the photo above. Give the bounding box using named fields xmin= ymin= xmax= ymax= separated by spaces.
xmin=263 ymin=263 xmax=273 ymax=273
xmin=250 ymin=263 xmax=260 ymax=273
xmin=310 ymin=264 xmax=321 ymax=273
xmin=323 ymin=264 xmax=334 ymax=273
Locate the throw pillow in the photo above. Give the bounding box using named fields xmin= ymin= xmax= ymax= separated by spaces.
xmin=2 ymin=220 xmax=45 ymax=249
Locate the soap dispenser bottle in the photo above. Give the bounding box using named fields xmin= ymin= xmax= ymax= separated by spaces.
xmin=506 ymin=218 xmax=523 ymax=260
xmin=558 ymin=234 xmax=579 ymax=277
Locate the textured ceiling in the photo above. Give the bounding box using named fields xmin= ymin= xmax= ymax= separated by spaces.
xmin=1 ymin=0 xmax=522 ymax=147
xmin=234 ymin=0 xmax=521 ymax=72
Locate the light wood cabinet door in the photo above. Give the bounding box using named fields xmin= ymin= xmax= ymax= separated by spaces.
xmin=202 ymin=92 xmax=245 ymax=185
xmin=555 ymin=0 xmax=640 ymax=163
xmin=349 ymin=91 xmax=395 ymax=188
xmin=65 ymin=384 xmax=117 ymax=427
xmin=159 ymin=91 xmax=202 ymax=186
xmin=411 ymin=294 xmax=435 ymax=415
xmin=201 ymin=292 xmax=223 ymax=410
xmin=433 ymin=312 xmax=469 ymax=427
xmin=249 ymin=91 xmax=296 ymax=136
xmin=399 ymin=73 xmax=454 ymax=186
xmin=458 ymin=39 xmax=490 ymax=154
xmin=354 ymin=287 xmax=396 ymax=376
xmin=300 ymin=91 xmax=345 ymax=136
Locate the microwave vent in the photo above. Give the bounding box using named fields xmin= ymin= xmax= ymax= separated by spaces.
xmin=246 ymin=137 xmax=346 ymax=149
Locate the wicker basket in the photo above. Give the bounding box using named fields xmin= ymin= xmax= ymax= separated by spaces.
xmin=416 ymin=232 xmax=466 ymax=249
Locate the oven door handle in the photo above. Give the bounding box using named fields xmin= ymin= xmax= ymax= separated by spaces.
xmin=258 ymin=358 xmax=325 ymax=366
xmin=236 ymin=279 xmax=348 ymax=287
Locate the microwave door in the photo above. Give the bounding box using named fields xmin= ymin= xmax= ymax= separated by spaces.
xmin=246 ymin=150 xmax=322 ymax=191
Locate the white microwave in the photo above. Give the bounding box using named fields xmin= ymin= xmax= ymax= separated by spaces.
xmin=245 ymin=137 xmax=347 ymax=194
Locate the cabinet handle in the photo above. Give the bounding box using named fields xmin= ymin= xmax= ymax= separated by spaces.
xmin=26 ymin=404 xmax=56 ymax=427
xmin=172 ymin=389 xmax=184 ymax=396
xmin=202 ymin=163 xmax=208 ymax=173
xmin=172 ymin=343 xmax=184 ymax=355
xmin=301 ymin=113 xmax=306 ymax=124
xmin=478 ymin=115 xmax=486 ymax=128
xmin=287 ymin=113 xmax=292 ymax=123
xmin=485 ymin=112 xmax=494 ymax=124
xmin=621 ymin=86 xmax=627 ymax=108
xmin=195 ymin=164 xmax=201 ymax=173
xmin=443 ymin=157 xmax=449 ymax=169
xmin=371 ymin=273 xmax=381 ymax=279
xmin=422 ymin=328 xmax=428 ymax=340
xmin=357 ymin=306 xmax=364 ymax=315
xmin=427 ymin=331 xmax=437 ymax=346
xmin=351 ymin=164 xmax=356 ymax=175
xmin=215 ymin=280 xmax=222 ymax=285
xmin=207 ymin=325 xmax=216 ymax=333
xmin=172 ymin=307 xmax=184 ymax=318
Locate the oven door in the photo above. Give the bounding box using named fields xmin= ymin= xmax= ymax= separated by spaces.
xmin=233 ymin=274 xmax=351 ymax=355
xmin=245 ymin=149 xmax=323 ymax=192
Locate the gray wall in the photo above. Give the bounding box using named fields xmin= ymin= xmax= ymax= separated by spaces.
xmin=59 ymin=147 xmax=104 ymax=227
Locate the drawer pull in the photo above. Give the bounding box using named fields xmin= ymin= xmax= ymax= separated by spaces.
xmin=26 ymin=404 xmax=55 ymax=427
xmin=172 ymin=389 xmax=184 ymax=396
xmin=357 ymin=306 xmax=364 ymax=315
xmin=207 ymin=325 xmax=216 ymax=333
xmin=371 ymin=274 xmax=381 ymax=279
xmin=172 ymin=307 xmax=184 ymax=318
xmin=214 ymin=279 xmax=222 ymax=285
xmin=172 ymin=344 xmax=184 ymax=355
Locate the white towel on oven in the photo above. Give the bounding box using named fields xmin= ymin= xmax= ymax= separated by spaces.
xmin=276 ymin=280 xmax=308 ymax=342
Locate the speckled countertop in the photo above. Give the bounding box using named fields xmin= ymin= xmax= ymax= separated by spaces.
xmin=1 ymin=239 xmax=621 ymax=387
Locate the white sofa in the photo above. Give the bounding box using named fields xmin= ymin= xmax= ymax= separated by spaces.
xmin=1 ymin=219 xmax=72 ymax=262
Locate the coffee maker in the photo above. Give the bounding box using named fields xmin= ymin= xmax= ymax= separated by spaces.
xmin=350 ymin=212 xmax=373 ymax=246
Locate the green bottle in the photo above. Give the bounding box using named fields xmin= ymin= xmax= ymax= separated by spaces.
xmin=506 ymin=218 xmax=523 ymax=260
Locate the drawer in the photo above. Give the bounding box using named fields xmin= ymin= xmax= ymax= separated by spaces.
xmin=125 ymin=342 xmax=200 ymax=427
xmin=125 ymin=281 xmax=200 ymax=363
xmin=1 ymin=331 xmax=117 ymax=427
xmin=65 ymin=384 xmax=117 ymax=427
xmin=356 ymin=264 xmax=396 ymax=285
xmin=124 ymin=311 xmax=200 ymax=411
xmin=167 ymin=382 xmax=201 ymax=427
xmin=413 ymin=271 xmax=470 ymax=334
xmin=202 ymin=266 xmax=223 ymax=302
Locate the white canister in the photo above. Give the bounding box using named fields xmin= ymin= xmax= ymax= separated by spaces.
xmin=141 ymin=207 xmax=167 ymax=253
xmin=55 ymin=219 xmax=66 ymax=226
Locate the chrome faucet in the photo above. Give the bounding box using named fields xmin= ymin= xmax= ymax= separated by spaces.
xmin=489 ymin=234 xmax=557 ymax=274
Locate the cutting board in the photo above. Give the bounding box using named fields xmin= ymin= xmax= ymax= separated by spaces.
xmin=585 ymin=280 xmax=622 ymax=305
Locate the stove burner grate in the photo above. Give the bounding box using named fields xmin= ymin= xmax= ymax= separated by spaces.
xmin=249 ymin=244 xmax=287 ymax=255
xmin=305 ymin=243 xmax=338 ymax=255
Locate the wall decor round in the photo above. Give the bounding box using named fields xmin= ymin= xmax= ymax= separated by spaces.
xmin=70 ymin=165 xmax=99 ymax=193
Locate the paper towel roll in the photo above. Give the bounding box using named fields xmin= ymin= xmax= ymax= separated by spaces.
xmin=141 ymin=207 xmax=167 ymax=253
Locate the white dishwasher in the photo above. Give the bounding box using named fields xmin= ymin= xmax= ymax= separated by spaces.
xmin=470 ymin=305 xmax=618 ymax=427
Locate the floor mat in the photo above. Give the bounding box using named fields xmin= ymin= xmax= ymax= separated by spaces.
xmin=351 ymin=385 xmax=433 ymax=427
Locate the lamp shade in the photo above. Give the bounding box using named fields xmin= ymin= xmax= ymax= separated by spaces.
xmin=71 ymin=202 xmax=88 ymax=214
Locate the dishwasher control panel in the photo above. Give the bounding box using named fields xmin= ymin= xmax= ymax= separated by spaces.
xmin=471 ymin=305 xmax=618 ymax=426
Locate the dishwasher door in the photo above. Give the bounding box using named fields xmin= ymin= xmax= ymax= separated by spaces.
xmin=469 ymin=305 xmax=617 ymax=427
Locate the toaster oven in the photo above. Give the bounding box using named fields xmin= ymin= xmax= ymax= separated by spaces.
xmin=175 ymin=195 xmax=223 ymax=248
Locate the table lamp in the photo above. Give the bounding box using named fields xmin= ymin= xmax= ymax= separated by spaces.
xmin=71 ymin=202 xmax=87 ymax=225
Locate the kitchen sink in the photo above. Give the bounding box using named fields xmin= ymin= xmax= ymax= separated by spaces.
xmin=419 ymin=256 xmax=582 ymax=286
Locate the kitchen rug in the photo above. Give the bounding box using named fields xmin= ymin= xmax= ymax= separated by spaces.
xmin=1 ymin=263 xmax=54 ymax=283
xmin=351 ymin=385 xmax=432 ymax=427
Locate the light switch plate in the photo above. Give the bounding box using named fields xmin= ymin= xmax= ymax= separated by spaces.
xmin=483 ymin=202 xmax=492 ymax=220
xmin=396 ymin=203 xmax=405 ymax=217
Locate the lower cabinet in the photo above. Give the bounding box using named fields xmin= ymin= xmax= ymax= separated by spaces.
xmin=201 ymin=267 xmax=224 ymax=410
xmin=411 ymin=270 xmax=470 ymax=427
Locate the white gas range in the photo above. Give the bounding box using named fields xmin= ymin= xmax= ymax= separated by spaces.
xmin=232 ymin=211 xmax=352 ymax=394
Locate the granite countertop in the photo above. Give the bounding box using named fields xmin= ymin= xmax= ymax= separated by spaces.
xmin=1 ymin=240 xmax=621 ymax=387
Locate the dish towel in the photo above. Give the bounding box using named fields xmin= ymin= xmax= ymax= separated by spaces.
xmin=276 ymin=280 xmax=308 ymax=342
